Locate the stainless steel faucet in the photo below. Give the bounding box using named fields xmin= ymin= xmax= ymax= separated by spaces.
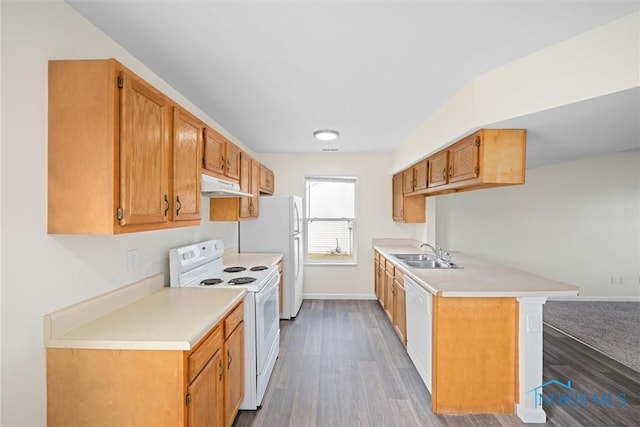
xmin=420 ymin=243 xmax=439 ymax=257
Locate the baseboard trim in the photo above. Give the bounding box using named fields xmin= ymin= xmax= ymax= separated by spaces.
xmin=547 ymin=296 xmax=640 ymax=302
xmin=303 ymin=293 xmax=377 ymax=300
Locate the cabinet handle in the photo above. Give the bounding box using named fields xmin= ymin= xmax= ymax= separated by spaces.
xmin=441 ymin=168 xmax=446 ymax=180
xmin=227 ymin=159 xmax=231 ymax=170
xmin=218 ymin=358 xmax=224 ymax=381
xmin=221 ymin=155 xmax=226 ymax=169
xmin=163 ymin=195 xmax=169 ymax=216
xmin=227 ymin=349 xmax=232 ymax=368
xmin=449 ymin=165 xmax=453 ymax=177
xmin=176 ymin=195 xmax=182 ymax=216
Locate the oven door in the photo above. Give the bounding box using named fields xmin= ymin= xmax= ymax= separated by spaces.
xmin=254 ymin=272 xmax=280 ymax=375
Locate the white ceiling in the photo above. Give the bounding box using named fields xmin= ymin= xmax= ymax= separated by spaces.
xmin=68 ymin=1 xmax=640 ymax=164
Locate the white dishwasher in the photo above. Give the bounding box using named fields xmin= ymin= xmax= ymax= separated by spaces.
xmin=404 ymin=275 xmax=433 ymax=393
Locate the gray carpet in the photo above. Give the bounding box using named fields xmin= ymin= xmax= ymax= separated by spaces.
xmin=544 ymin=301 xmax=640 ymax=372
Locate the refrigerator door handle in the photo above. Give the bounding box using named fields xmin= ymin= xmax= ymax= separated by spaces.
xmin=293 ymin=202 xmax=301 ymax=234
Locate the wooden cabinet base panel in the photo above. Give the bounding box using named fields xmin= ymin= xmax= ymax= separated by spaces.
xmin=47 ymin=348 xmax=186 ymax=426
xmin=432 ymin=296 xmax=518 ymax=414
xmin=210 ymin=198 xmax=243 ymax=221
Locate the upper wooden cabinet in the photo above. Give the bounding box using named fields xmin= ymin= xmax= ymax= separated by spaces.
xmin=426 ymin=151 xmax=449 ymax=189
xmin=425 ymin=129 xmax=526 ymax=195
xmin=392 ymin=174 xmax=404 ymax=221
xmin=392 ymin=173 xmax=426 ymax=223
xmin=393 ymin=128 xmax=526 ymax=219
xmin=259 ymin=164 xmax=275 ymax=195
xmin=48 ymin=59 xmax=201 ymax=234
xmin=209 ymin=152 xmax=259 ymax=221
xmin=403 ymin=160 xmax=428 ymax=193
xmin=172 ymin=106 xmax=203 ymax=222
xmin=203 ymin=127 xmax=241 ymax=182
xmin=239 ymin=152 xmax=260 ymax=219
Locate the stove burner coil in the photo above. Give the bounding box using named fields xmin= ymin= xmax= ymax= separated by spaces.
xmin=250 ymin=266 xmax=268 ymax=271
xmin=228 ymin=277 xmax=257 ymax=285
xmin=223 ymin=266 xmax=246 ymax=273
xmin=200 ymin=278 xmax=224 ymax=286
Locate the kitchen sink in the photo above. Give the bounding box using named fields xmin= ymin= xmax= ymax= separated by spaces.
xmin=391 ymin=254 xmax=462 ymax=269
xmin=391 ymin=253 xmax=436 ymax=261
xmin=403 ymin=259 xmax=461 ymax=269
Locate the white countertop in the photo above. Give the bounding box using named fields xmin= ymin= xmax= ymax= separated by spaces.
xmin=374 ymin=243 xmax=579 ymax=298
xmin=46 ymin=286 xmax=246 ymax=351
xmin=223 ymin=252 xmax=283 ymax=266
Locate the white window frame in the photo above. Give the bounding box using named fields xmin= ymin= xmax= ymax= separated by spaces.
xmin=304 ymin=176 xmax=357 ymax=266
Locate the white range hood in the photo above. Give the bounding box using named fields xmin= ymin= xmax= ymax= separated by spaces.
xmin=201 ymin=174 xmax=253 ymax=197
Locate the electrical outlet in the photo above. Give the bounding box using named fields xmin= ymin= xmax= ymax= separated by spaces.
xmin=127 ymin=249 xmax=139 ymax=271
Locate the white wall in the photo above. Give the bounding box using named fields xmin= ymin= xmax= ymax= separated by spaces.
xmin=393 ymin=11 xmax=640 ymax=173
xmin=1 ymin=2 xmax=241 ymax=425
xmin=257 ymin=153 xmax=422 ymax=297
xmin=436 ymin=152 xmax=640 ymax=297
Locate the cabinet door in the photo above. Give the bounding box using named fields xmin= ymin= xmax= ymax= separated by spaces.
xmin=225 ymin=141 xmax=241 ymax=181
xmin=378 ymin=258 xmax=387 ymax=309
xmin=119 ymin=72 xmax=170 ymax=226
xmin=374 ymin=256 xmax=380 ymax=302
xmin=188 ymin=350 xmax=224 ymax=427
xmin=427 ymin=151 xmax=448 ymax=188
xmin=392 ymin=173 xmax=403 ymax=221
xmin=172 ymin=107 xmax=202 ymax=222
xmin=385 ymin=268 xmax=394 ymax=322
xmin=225 ymin=322 xmax=244 ymax=427
xmin=267 ymin=170 xmax=275 ymax=193
xmin=402 ymin=169 xmax=415 ymax=193
xmin=203 ymin=127 xmax=225 ymax=175
xmin=250 ymin=159 xmax=260 ymax=217
xmin=259 ymin=165 xmax=275 ymax=194
xmin=414 ymin=160 xmax=428 ymax=191
xmin=394 ymin=277 xmax=407 ymax=346
xmin=239 ymin=153 xmax=252 ymax=218
xmin=449 ymin=133 xmax=480 ymax=183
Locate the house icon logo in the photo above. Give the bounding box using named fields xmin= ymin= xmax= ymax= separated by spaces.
xmin=528 ymin=379 xmax=573 ymax=408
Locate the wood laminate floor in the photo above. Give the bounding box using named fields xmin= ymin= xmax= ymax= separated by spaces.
xmin=233 ymin=300 xmax=640 ymax=427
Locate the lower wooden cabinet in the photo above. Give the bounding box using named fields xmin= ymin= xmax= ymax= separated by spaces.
xmin=47 ymin=301 xmax=245 ymax=427
xmin=224 ymin=303 xmax=245 ymax=426
xmin=375 ymin=253 xmax=407 ymax=346
xmin=393 ymin=270 xmax=407 ymax=346
xmin=384 ymin=263 xmax=395 ymax=322
xmin=188 ymin=344 xmax=224 ymax=427
xmin=372 ymin=256 xmax=518 ymax=414
xmin=432 ymin=296 xmax=517 ymax=413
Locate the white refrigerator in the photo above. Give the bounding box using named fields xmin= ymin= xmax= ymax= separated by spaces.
xmin=239 ymin=195 xmax=304 ymax=319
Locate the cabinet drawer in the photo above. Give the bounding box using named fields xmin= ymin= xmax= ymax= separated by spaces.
xmin=189 ymin=325 xmax=222 ymax=383
xmin=224 ymin=302 xmax=244 ymax=339
xmin=385 ymin=261 xmax=395 ymax=275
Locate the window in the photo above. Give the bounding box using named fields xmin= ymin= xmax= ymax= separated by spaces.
xmin=304 ymin=176 xmax=357 ymax=264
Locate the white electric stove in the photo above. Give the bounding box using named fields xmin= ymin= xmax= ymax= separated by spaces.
xmin=169 ymin=239 xmax=280 ymax=410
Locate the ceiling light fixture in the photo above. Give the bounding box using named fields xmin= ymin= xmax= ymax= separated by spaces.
xmin=313 ymin=129 xmax=340 ymax=141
